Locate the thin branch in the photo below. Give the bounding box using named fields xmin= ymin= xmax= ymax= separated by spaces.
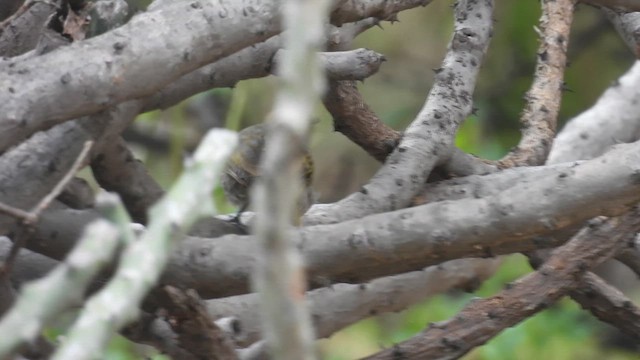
xmin=304 ymin=0 xmax=494 ymax=225
xmin=51 ymin=129 xmax=237 ymax=360
xmin=0 ymin=219 xmax=120 ymax=358
xmin=30 ymin=141 xmax=93 ymax=221
xmin=251 ymin=0 xmax=332 ymax=358
xmin=363 ymin=211 xmax=640 ymax=359
xmin=498 ymin=0 xmax=575 ymax=167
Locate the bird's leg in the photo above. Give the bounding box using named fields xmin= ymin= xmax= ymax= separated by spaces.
xmin=231 ymin=203 xmax=249 ymax=225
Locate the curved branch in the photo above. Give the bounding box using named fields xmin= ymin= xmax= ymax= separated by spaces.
xmin=324 ymin=80 xmax=402 ymax=162
xmin=305 ymin=0 xmax=494 ymax=225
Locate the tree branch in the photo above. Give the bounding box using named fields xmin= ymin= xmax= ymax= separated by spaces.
xmin=548 ymin=61 xmax=640 ymax=163
xmin=51 ymin=129 xmax=237 ymax=360
xmin=273 ymin=48 xmax=386 ymax=81
xmin=157 ymin=286 xmax=238 ymax=360
xmin=363 ymin=211 xmax=640 ymax=359
xmin=304 ymin=0 xmax=494 ymax=225
xmin=206 ymin=258 xmax=500 ymax=347
xmin=583 ymin=0 xmax=640 ymax=12
xmin=0 ymin=218 xmax=120 ymax=358
xmin=498 ymin=0 xmax=575 ymax=167
xmin=20 ymin=140 xmax=640 ymax=299
xmin=251 ymin=0 xmax=332 ymax=357
xmin=91 ymin=137 xmax=164 ymax=224
xmin=0 ymin=0 xmax=281 ymax=153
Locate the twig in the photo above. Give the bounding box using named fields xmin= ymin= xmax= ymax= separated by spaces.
xmin=0 ymin=140 xmax=92 ymax=276
xmin=498 ymin=0 xmax=575 ymax=167
xmin=30 ymin=140 xmax=93 ymax=222
xmin=363 ymin=211 xmax=640 ymax=359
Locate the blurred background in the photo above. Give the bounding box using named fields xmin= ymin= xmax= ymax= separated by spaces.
xmin=106 ymin=0 xmax=639 ymax=358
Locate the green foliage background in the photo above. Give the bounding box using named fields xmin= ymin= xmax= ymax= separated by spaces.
xmin=97 ymin=0 xmax=639 ymax=359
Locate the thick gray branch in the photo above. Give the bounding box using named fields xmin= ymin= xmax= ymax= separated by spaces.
xmin=0 ymin=0 xmax=281 ymax=152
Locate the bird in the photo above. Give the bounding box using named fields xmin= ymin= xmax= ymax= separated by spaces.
xmin=221 ymin=123 xmax=314 ymax=225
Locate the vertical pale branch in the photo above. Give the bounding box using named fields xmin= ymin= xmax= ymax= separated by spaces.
xmin=498 ymin=0 xmax=575 ymax=167
xmin=51 ymin=129 xmax=237 ymax=360
xmin=251 ymin=0 xmax=331 ymax=359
